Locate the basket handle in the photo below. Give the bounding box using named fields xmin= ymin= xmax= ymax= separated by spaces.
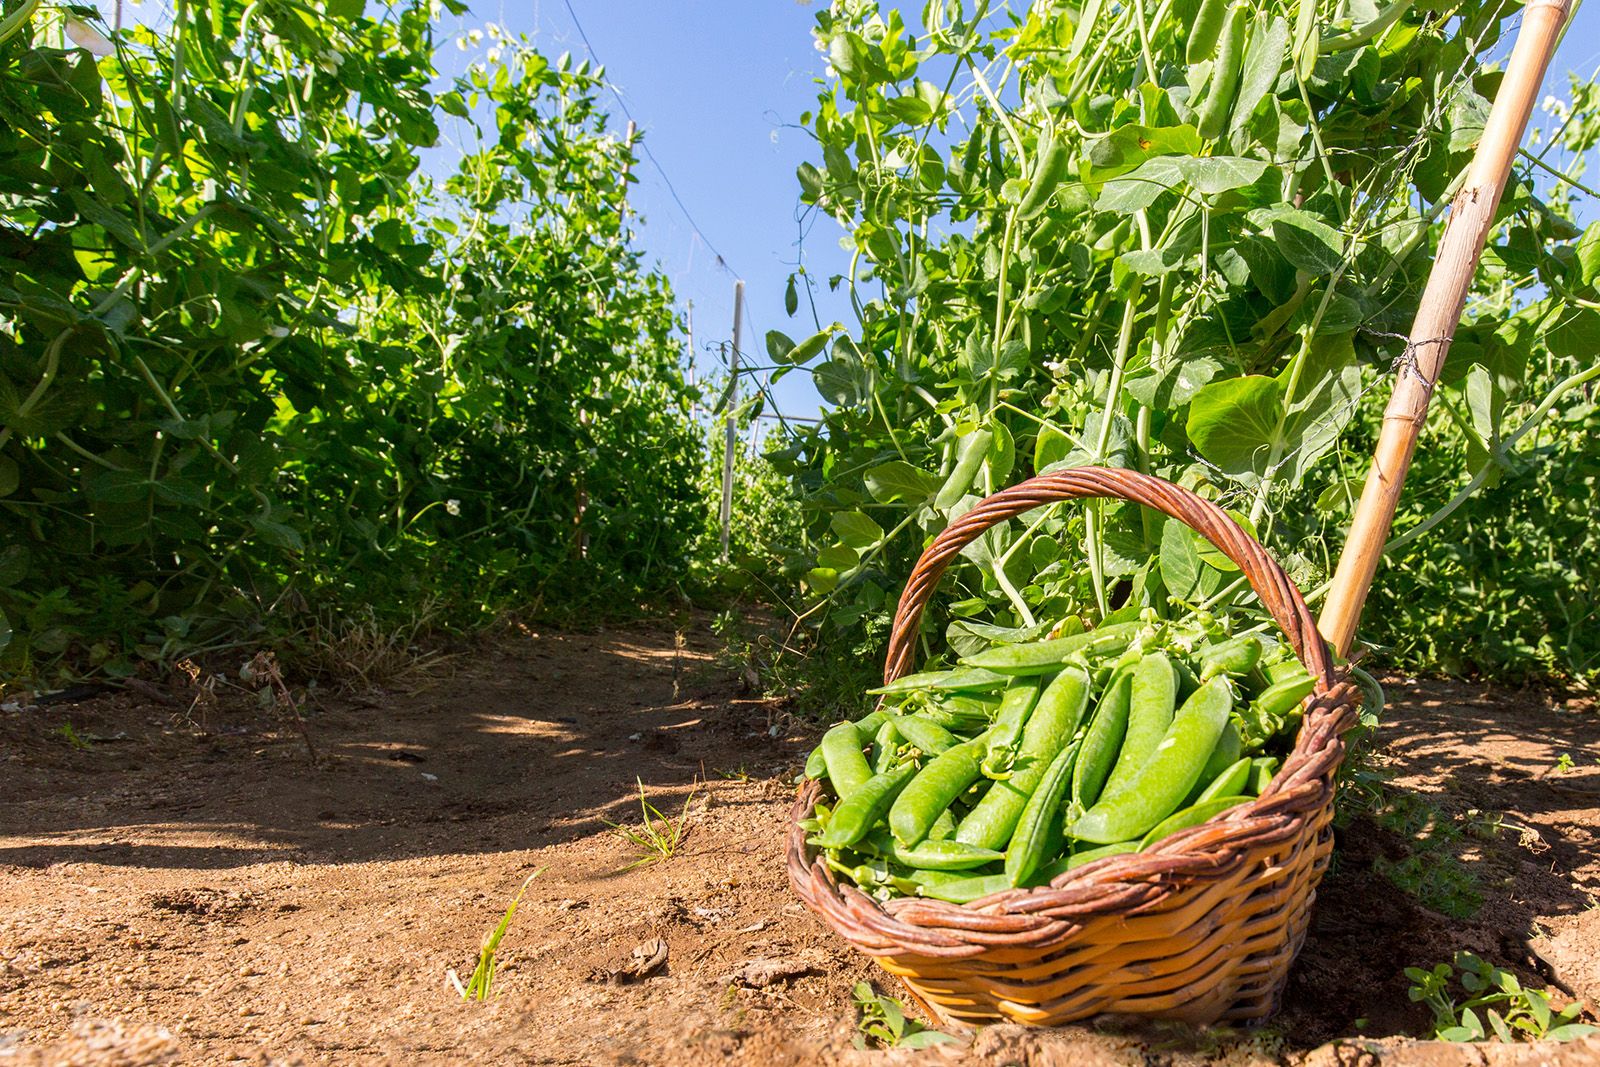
xmin=883 ymin=467 xmax=1335 ymax=687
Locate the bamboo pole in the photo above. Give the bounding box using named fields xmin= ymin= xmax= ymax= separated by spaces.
xmin=1317 ymin=0 xmax=1572 ymax=657
xmin=719 ymin=280 xmax=744 ymax=561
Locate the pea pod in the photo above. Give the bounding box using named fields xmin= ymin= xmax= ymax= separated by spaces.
xmin=1252 ymin=672 xmax=1318 ymax=719
xmin=1138 ymin=794 xmax=1252 ymax=848
xmin=805 ymin=709 xmax=888 ymax=779
xmin=908 ymin=853 xmax=1078 ymax=904
xmin=1195 ymin=3 xmax=1247 ymax=141
xmin=915 ymin=694 xmax=999 ymax=729
xmin=1263 ymin=659 xmax=1314 ymax=687
xmin=862 ymin=832 xmax=1005 ymax=871
xmin=1197 ymin=634 xmax=1263 ymax=681
xmin=962 ymin=620 xmax=1144 ymax=675
xmin=1065 ymin=840 xmax=1139 ymax=870
xmin=934 ymin=427 xmax=994 ymax=510
xmin=959 ymin=667 xmax=1091 ymax=847
xmin=1005 ymin=739 xmax=1082 ymax=885
xmin=1070 ymin=665 xmax=1134 ymax=811
xmin=1100 ymin=652 xmax=1179 ymax=798
xmin=929 ymin=806 xmax=958 ymax=840
xmin=889 ymin=734 xmax=990 ymax=846
xmin=1016 ymin=124 xmax=1071 ymax=220
xmin=871 ymin=719 xmax=903 ymax=774
xmin=1068 ymin=676 xmax=1234 ymax=844
xmin=868 ymin=667 xmax=1009 ymax=695
xmin=1250 ymin=755 xmax=1280 ymax=795
xmin=815 ymin=763 xmax=919 ymax=848
xmin=894 ymin=714 xmax=958 ymax=756
xmin=1196 ymin=756 xmax=1252 ymax=803
xmin=1187 ymin=0 xmax=1229 ymax=62
xmin=820 ymin=720 xmax=875 ymax=797
xmin=979 ymin=676 xmax=1046 ymax=779
xmin=1185 ymin=720 xmax=1243 ymax=803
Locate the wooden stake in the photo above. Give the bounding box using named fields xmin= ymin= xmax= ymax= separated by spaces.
xmin=1318 ymin=0 xmax=1572 ymax=657
xmin=719 ymin=281 xmax=744 ymax=561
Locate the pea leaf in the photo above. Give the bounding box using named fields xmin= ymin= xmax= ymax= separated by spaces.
xmin=1160 ymin=519 xmax=1203 ymax=600
xmin=1096 ymin=156 xmax=1187 ymax=211
xmin=1271 ymin=210 xmax=1346 ymax=273
xmin=1230 ymin=16 xmax=1290 ymax=134
xmin=831 ymin=510 xmax=884 ymax=548
xmin=1181 ymin=155 xmax=1270 ymax=195
xmin=1186 ymin=375 xmax=1284 ymax=478
xmin=864 ymin=460 xmax=939 ymax=503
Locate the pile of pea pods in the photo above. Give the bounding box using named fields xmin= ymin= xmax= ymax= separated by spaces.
xmin=800 ymin=611 xmax=1318 ymax=904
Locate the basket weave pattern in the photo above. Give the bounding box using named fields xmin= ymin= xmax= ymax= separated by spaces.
xmin=787 ymin=468 xmax=1361 ymax=1026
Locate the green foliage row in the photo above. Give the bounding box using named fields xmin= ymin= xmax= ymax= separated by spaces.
xmin=755 ymin=0 xmax=1599 ymax=695
xmin=0 ymin=2 xmax=707 ymax=679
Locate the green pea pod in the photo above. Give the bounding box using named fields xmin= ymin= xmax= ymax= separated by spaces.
xmin=1263 ymin=658 xmax=1314 ymax=687
xmin=1250 ymin=756 xmax=1280 ymax=795
xmin=1070 ymin=666 xmax=1135 ymax=811
xmin=1100 ymin=653 xmax=1179 ymax=798
xmin=804 ymin=708 xmax=888 ymax=780
xmin=894 ymin=715 xmax=958 ymax=756
xmin=908 ymin=852 xmax=1078 ymax=903
xmin=1005 ymin=739 xmax=1083 ymax=885
xmin=1068 ymin=676 xmax=1234 ymax=844
xmin=915 ymin=694 xmax=999 ymax=729
xmin=1195 ymin=3 xmax=1248 ymax=141
xmin=871 ymin=719 xmax=903 ymax=774
xmin=979 ymin=676 xmax=1046 ymax=779
xmin=1186 ymin=720 xmax=1243 ymax=803
xmin=934 ymin=427 xmax=994 ymax=510
xmin=1198 ymin=634 xmax=1263 ymax=681
xmin=863 ymin=832 xmax=1005 ymax=871
xmin=820 ymin=720 xmax=875 ymax=797
xmin=1016 ymin=124 xmax=1070 ymax=220
xmin=889 ymin=734 xmax=990 ymax=846
xmin=1065 ymin=840 xmax=1139 ymax=870
xmin=929 ymin=806 xmax=958 ymax=840
xmin=815 ymin=763 xmax=919 ymax=848
xmin=1292 ymin=0 xmax=1319 ymax=80
xmin=1187 ymin=0 xmax=1229 ymax=62
xmin=962 ymin=621 xmax=1144 ymax=675
xmin=1252 ymin=672 xmax=1318 ymax=719
xmin=1138 ymin=794 xmax=1252 ymax=848
xmin=868 ymin=667 xmax=1010 ymax=695
xmin=960 ymin=667 xmax=1091 ymax=847
xmin=1172 ymin=654 xmax=1201 ymax=699
xmin=1196 ymin=756 xmax=1252 ymax=803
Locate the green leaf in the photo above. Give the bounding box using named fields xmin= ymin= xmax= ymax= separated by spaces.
xmin=1271 ymin=210 xmax=1345 ymax=273
xmin=0 ymin=455 xmax=17 ymax=498
xmin=248 ymin=515 xmax=305 ymax=554
xmin=1033 ymin=424 xmax=1074 ymax=472
xmin=1573 ymin=221 xmax=1600 ymax=290
xmin=1160 ymin=519 xmax=1203 ymax=600
xmin=1547 ymin=308 xmax=1600 ymax=360
xmin=897 ymin=1029 xmax=958 ymax=1049
xmin=864 ymin=460 xmax=938 ymax=503
xmin=1186 ymin=375 xmax=1284 ymax=478
xmin=831 ymin=510 xmax=885 ymax=548
xmin=1181 ymin=155 xmax=1270 ymax=195
xmin=1096 ymin=156 xmax=1187 ymax=212
xmin=766 ymin=330 xmax=796 ymax=362
xmin=1082 ymin=124 xmax=1203 ymax=188
xmin=817 ymin=543 xmax=859 ymax=570
xmin=797 ymin=162 xmax=824 ymax=201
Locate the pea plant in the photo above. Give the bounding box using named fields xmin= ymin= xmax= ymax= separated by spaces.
xmin=763 ymin=0 xmax=1597 ymax=690
xmin=0 ymin=3 xmax=704 ymax=680
xmin=1406 ymin=952 xmax=1596 ymax=1042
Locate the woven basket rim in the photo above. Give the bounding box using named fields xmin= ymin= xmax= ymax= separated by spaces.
xmin=787 ymin=467 xmax=1363 ymax=958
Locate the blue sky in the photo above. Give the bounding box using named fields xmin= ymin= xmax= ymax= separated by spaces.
xmin=442 ymin=1 xmax=1600 ymax=423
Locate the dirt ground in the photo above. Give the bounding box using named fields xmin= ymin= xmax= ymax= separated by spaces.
xmin=1 ymin=621 xmax=1599 ymax=1066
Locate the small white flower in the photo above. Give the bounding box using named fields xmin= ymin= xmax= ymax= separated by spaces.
xmin=445 ymin=499 xmax=461 ymax=516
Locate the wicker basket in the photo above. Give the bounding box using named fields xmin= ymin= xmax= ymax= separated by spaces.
xmin=787 ymin=467 xmax=1361 ymax=1028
